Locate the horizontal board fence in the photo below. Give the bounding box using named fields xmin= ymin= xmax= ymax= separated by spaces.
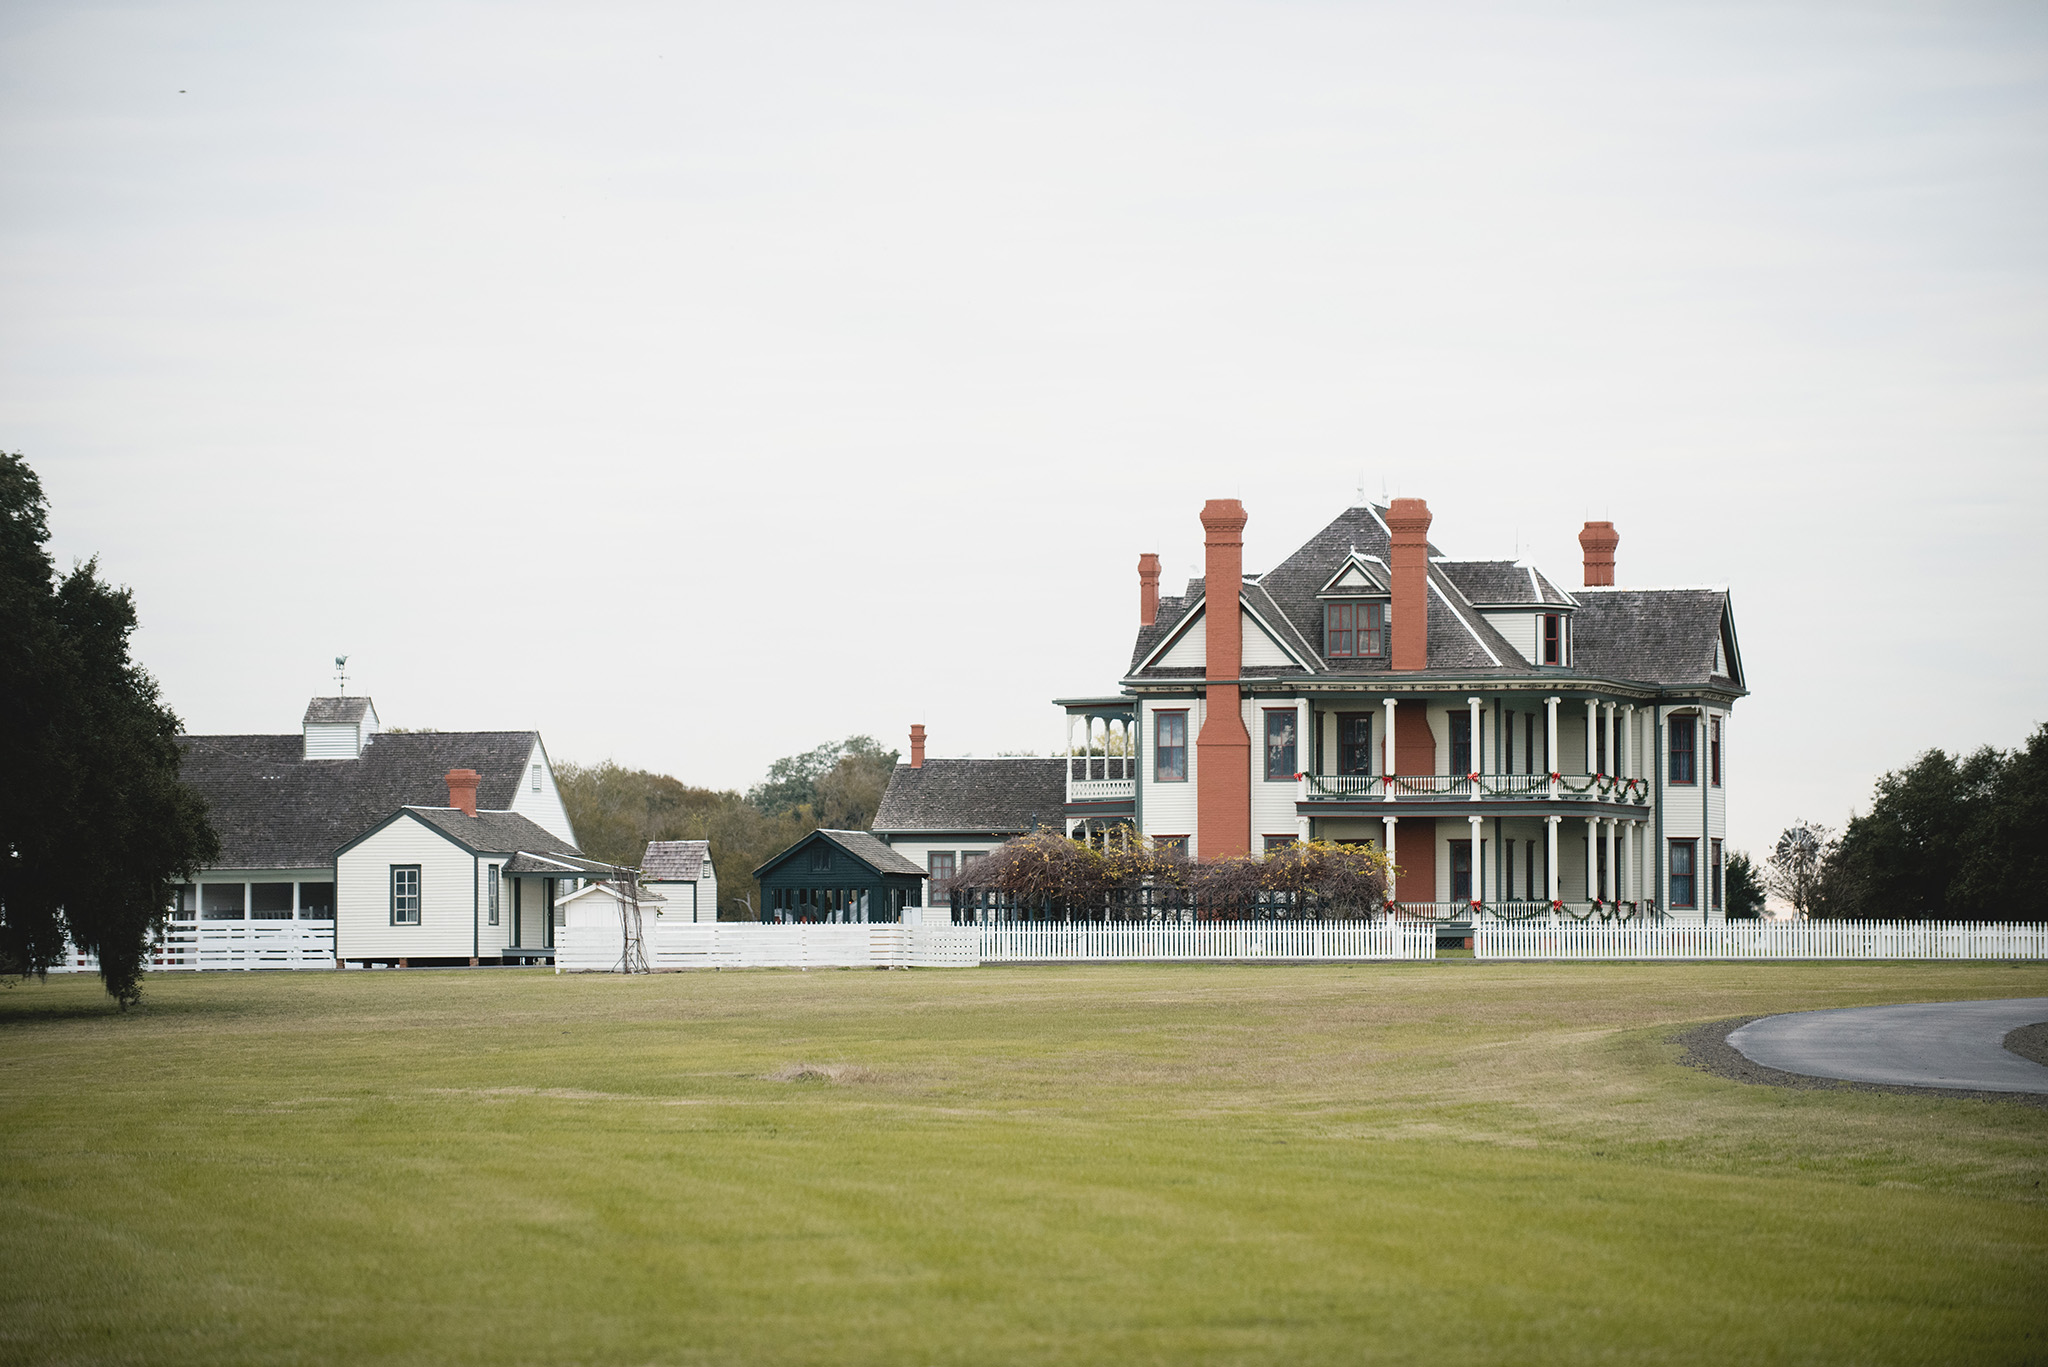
xmin=49 ymin=920 xmax=338 ymax=973
xmin=1478 ymin=920 xmax=2048 ymax=961
xmin=978 ymin=920 xmax=1435 ymax=963
xmin=554 ymin=923 xmax=982 ymax=971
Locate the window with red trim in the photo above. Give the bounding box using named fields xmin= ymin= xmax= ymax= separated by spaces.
xmin=1542 ymin=614 xmax=1561 ymax=665
xmin=1324 ymin=602 xmax=1385 ymax=658
xmin=1710 ymin=717 xmax=1722 ymax=787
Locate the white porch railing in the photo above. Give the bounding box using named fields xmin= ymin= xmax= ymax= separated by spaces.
xmin=1304 ymin=774 xmax=1380 ymax=798
xmin=49 ymin=920 xmax=338 ymax=973
xmin=1067 ymin=778 xmax=1136 ymax=802
xmin=1476 ymin=920 xmax=2048 ymax=961
xmin=977 ymin=920 xmax=1434 ymax=962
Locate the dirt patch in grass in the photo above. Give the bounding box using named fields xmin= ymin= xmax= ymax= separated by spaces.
xmin=1674 ymin=1016 xmax=2048 ymax=1108
xmin=766 ymin=1062 xmax=883 ymax=1085
xmin=2003 ymin=1021 xmax=2048 ymax=1067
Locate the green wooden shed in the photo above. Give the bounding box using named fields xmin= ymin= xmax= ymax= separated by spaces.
xmin=753 ymin=828 xmax=927 ymax=924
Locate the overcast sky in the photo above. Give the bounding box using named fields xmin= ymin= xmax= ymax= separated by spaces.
xmin=3 ymin=1 xmax=2043 ymax=855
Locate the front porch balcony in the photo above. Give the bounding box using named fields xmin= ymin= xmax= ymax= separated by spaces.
xmin=1069 ymin=777 xmax=1137 ymax=802
xmin=1301 ymin=773 xmax=1651 ymax=805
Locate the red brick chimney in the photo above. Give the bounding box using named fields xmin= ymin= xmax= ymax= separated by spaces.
xmin=1137 ymin=553 xmax=1161 ymax=626
xmin=909 ymin=724 xmax=926 ymax=769
xmin=1579 ymin=521 xmax=1619 ymax=587
xmin=1196 ymin=499 xmax=1251 ymax=860
xmin=445 ymin=769 xmax=480 ymax=817
xmin=1387 ymin=498 xmax=1432 ymax=671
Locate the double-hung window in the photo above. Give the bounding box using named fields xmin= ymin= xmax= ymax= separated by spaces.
xmin=1155 ymin=711 xmax=1188 ymax=782
xmin=1337 ymin=713 xmax=1373 ymax=775
xmin=1710 ymin=717 xmax=1723 ymax=787
xmin=1669 ymin=841 xmax=1696 ymax=908
xmin=1669 ymin=717 xmax=1697 ymax=784
xmin=1264 ymin=709 xmax=1298 ymax=781
xmin=1710 ymin=839 xmax=1724 ymax=910
xmin=1324 ymin=603 xmax=1385 ymax=658
xmin=928 ymin=852 xmax=956 ymax=885
xmin=487 ymin=864 xmax=501 ymax=926
xmin=1542 ymin=614 xmax=1563 ymax=665
xmin=1450 ymin=840 xmax=1473 ymax=902
xmin=1449 ymin=712 xmax=1472 ymax=777
xmin=391 ymin=866 xmax=421 ymax=925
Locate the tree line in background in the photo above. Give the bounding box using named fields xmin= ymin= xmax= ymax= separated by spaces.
xmin=557 ymin=736 xmax=897 ymax=918
xmin=0 ymin=454 xmax=218 ymax=1004
xmin=1757 ymin=724 xmax=2048 ymax=921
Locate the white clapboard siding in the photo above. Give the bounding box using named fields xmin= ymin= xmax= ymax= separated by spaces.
xmin=978 ymin=920 xmax=1435 ymax=963
xmin=50 ymin=920 xmax=338 ymax=973
xmin=1477 ymin=920 xmax=2048 ymax=961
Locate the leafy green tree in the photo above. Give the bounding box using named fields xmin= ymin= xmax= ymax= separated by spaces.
xmin=1823 ymin=727 xmax=2048 ymax=921
xmin=1724 ymin=851 xmax=1766 ymax=919
xmin=0 ymin=453 xmax=218 ymax=1005
xmin=748 ymin=736 xmax=897 ymax=818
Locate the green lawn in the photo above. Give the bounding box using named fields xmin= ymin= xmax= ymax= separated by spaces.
xmin=1 ymin=962 xmax=2044 ymax=1366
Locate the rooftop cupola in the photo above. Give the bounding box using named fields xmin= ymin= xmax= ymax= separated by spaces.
xmin=302 ymin=696 xmax=379 ymax=760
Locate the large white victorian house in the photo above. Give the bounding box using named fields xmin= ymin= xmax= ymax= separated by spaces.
xmin=1044 ymin=497 xmax=1744 ymax=924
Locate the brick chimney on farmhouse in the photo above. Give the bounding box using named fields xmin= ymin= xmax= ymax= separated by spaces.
xmin=1137 ymin=553 xmax=1161 ymax=626
xmin=909 ymin=724 xmax=926 ymax=769
xmin=445 ymin=769 xmax=480 ymax=817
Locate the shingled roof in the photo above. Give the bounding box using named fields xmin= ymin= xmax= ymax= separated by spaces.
xmin=303 ymin=697 xmax=374 ymax=725
xmin=402 ymin=807 xmax=582 ymax=859
xmin=641 ymin=840 xmax=710 ymax=880
xmin=179 ymin=730 xmax=548 ymax=868
xmin=1123 ymin=505 xmax=1740 ymax=690
xmin=1571 ymin=588 xmax=1740 ymax=688
xmin=871 ymin=758 xmax=1067 ymax=834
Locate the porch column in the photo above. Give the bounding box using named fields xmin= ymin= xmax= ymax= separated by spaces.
xmin=1545 ymin=696 xmax=1560 ymax=799
xmin=1584 ymin=699 xmax=1598 ymax=776
xmin=1467 ymin=696 xmax=1483 ymax=801
xmin=1382 ymin=816 xmax=1398 ymax=908
xmin=1602 ymin=702 xmax=1616 ymax=776
xmin=1469 ymin=814 xmax=1485 ymax=908
xmin=1382 ymin=697 xmax=1397 ymax=801
xmin=1606 ymin=818 xmax=1618 ymax=901
xmin=1546 ymin=815 xmax=1560 ymax=904
xmin=1622 ymin=704 xmax=1636 ymax=782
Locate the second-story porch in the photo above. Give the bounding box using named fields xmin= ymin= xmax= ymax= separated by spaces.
xmin=1277 ymin=689 xmax=1656 ymax=814
xmin=1060 ymin=698 xmax=1136 ymax=812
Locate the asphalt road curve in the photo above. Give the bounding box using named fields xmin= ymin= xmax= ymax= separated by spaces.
xmin=1728 ymin=998 xmax=2048 ymax=1094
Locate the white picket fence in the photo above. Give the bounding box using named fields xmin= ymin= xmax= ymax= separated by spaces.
xmin=556 ymin=922 xmax=982 ymax=971
xmin=49 ymin=920 xmax=338 ymax=973
xmin=1477 ymin=920 xmax=2048 ymax=961
xmin=978 ymin=920 xmax=1436 ymax=963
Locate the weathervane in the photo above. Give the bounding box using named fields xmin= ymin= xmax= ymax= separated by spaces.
xmin=334 ymin=655 xmax=348 ymax=697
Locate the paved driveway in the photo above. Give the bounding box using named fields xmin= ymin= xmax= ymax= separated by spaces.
xmin=1728 ymin=997 xmax=2048 ymax=1094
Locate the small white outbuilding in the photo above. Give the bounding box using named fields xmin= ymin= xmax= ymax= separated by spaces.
xmin=641 ymin=840 xmax=719 ymax=923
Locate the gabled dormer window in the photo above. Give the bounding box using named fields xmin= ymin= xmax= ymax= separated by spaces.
xmin=1325 ymin=602 xmax=1386 ymax=658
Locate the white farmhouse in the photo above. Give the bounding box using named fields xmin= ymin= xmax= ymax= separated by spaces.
xmin=173 ymin=697 xmax=614 ymax=967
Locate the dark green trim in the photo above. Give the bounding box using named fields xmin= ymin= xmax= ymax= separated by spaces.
xmin=389 ymin=864 xmax=421 ymax=926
